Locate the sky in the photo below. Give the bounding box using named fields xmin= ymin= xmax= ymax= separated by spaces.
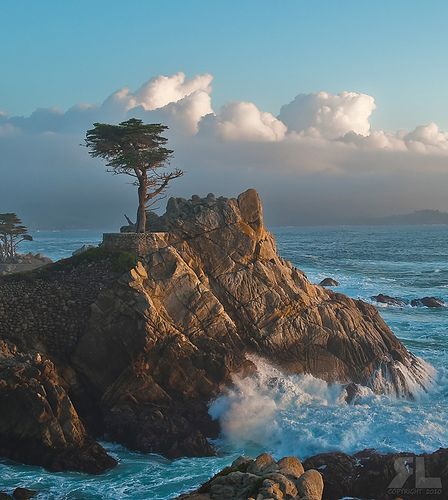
xmin=1 ymin=1 xmax=448 ymax=228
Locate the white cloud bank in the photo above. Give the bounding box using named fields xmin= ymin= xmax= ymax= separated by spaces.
xmin=279 ymin=91 xmax=375 ymax=139
xmin=1 ymin=71 xmax=448 ymax=228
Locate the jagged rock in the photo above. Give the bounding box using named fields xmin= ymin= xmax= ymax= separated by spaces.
xmin=303 ymin=448 xmax=448 ymax=500
xmin=319 ymin=278 xmax=339 ymax=287
xmin=0 ymin=189 xmax=433 ymax=469
xmin=0 ymin=340 xmax=116 ymax=473
xmin=411 ymin=296 xmax=444 ymax=308
xmin=372 ymin=294 xmax=406 ymax=307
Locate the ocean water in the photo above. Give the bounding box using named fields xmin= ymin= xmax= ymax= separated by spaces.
xmin=2 ymin=226 xmax=447 ymax=499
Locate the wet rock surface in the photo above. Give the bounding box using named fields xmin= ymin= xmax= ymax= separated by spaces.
xmin=180 ymin=448 xmax=448 ymax=500
xmin=304 ymin=448 xmax=448 ymax=500
xmin=318 ymin=278 xmax=339 ymax=287
xmin=410 ymin=296 xmax=444 ymax=308
xmin=0 ymin=189 xmax=433 ymax=471
xmin=372 ymin=293 xmax=407 ymax=307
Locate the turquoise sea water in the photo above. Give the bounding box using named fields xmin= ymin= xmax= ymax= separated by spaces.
xmin=1 ymin=226 xmax=447 ymax=499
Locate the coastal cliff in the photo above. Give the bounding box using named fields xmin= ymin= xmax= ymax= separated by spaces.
xmin=0 ymin=189 xmax=433 ymax=472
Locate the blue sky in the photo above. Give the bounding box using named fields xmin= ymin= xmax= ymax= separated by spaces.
xmin=2 ymin=0 xmax=448 ymax=131
xmin=2 ymin=1 xmax=448 ymax=228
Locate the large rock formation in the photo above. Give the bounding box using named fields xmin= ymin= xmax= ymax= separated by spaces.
xmin=0 ymin=340 xmax=116 ymax=473
xmin=0 ymin=189 xmax=433 ymax=471
xmin=178 ymin=453 xmax=324 ymax=500
xmin=180 ymin=448 xmax=448 ymax=500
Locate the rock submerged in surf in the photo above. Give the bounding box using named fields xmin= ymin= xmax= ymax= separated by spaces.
xmin=411 ymin=296 xmax=444 ymax=308
xmin=372 ymin=294 xmax=445 ymax=308
xmin=319 ymin=277 xmax=339 ymax=286
xmin=371 ymin=294 xmax=406 ymax=307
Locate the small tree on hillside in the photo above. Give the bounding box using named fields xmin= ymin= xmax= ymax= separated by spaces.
xmin=0 ymin=213 xmax=33 ymax=262
xmin=84 ymin=118 xmax=183 ymax=233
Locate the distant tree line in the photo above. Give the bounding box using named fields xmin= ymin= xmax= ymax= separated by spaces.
xmin=0 ymin=213 xmax=32 ymax=262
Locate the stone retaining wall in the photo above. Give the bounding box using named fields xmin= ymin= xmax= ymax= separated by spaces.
xmin=0 ymin=261 xmax=115 ymax=356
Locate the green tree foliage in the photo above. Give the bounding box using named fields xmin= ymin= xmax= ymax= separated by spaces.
xmin=0 ymin=213 xmax=33 ymax=262
xmin=84 ymin=118 xmax=183 ymax=232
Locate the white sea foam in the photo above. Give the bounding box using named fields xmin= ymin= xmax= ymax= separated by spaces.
xmin=209 ymin=355 xmax=446 ymax=459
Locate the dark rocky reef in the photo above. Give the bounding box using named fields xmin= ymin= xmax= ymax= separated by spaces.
xmin=372 ymin=293 xmax=407 ymax=307
xmin=372 ymin=294 xmax=445 ymax=308
xmin=180 ymin=449 xmax=448 ymax=500
xmin=0 ymin=189 xmax=433 ymax=472
xmin=304 ymin=448 xmax=448 ymax=500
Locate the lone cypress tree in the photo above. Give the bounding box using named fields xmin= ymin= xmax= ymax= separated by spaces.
xmin=84 ymin=118 xmax=183 ymax=233
xmin=0 ymin=213 xmax=33 ymax=262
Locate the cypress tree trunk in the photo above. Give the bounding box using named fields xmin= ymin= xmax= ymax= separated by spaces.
xmin=136 ymin=177 xmax=147 ymax=233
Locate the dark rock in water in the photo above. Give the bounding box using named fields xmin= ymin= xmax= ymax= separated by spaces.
xmin=0 ymin=493 xmax=12 ymax=500
xmin=372 ymin=293 xmax=406 ymax=306
xmin=0 ymin=189 xmax=433 ymax=471
xmin=12 ymin=489 xmax=37 ymax=500
xmin=303 ymin=448 xmax=448 ymax=500
xmin=0 ymin=340 xmax=116 ymax=474
xmin=343 ymin=382 xmax=367 ymax=403
xmin=411 ymin=296 xmax=444 ymax=308
xmin=319 ymin=277 xmax=339 ymax=287
xmin=178 ymin=453 xmax=322 ymax=500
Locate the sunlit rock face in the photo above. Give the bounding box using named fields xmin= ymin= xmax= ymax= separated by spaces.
xmin=0 ymin=189 xmax=432 ymax=469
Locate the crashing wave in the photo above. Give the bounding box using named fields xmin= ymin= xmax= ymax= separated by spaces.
xmin=209 ymin=355 xmax=442 ymax=458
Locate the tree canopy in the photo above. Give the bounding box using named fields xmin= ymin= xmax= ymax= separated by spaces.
xmin=84 ymin=118 xmax=183 ymax=232
xmin=0 ymin=213 xmax=33 ymax=262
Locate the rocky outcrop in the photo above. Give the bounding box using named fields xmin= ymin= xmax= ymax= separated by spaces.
xmin=179 ymin=453 xmax=323 ymax=500
xmin=0 ymin=189 xmax=433 ymax=470
xmin=304 ymin=448 xmax=448 ymax=500
xmin=180 ymin=448 xmax=448 ymax=500
xmin=0 ymin=340 xmax=115 ymax=473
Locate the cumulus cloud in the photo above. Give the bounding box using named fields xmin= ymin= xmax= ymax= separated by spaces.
xmin=1 ymin=71 xmax=448 ymax=229
xmin=102 ymin=72 xmax=213 ymax=133
xmin=199 ymin=101 xmax=286 ymax=142
xmin=279 ymin=91 xmax=375 ymax=139
xmin=404 ymin=122 xmax=448 ymax=152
